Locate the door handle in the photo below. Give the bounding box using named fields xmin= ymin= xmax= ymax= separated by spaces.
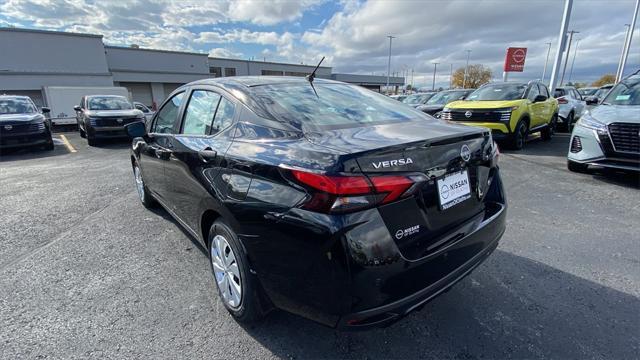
xmin=198 ymin=148 xmax=217 ymax=163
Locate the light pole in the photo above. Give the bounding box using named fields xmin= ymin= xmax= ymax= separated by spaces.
xmin=560 ymin=30 xmax=579 ymax=86
xmin=549 ymin=0 xmax=573 ymax=92
xmin=617 ymin=0 xmax=639 ymax=82
xmin=386 ymin=35 xmax=396 ymax=92
xmin=568 ymin=38 xmax=580 ymax=84
xmin=463 ymin=50 xmax=471 ymax=89
xmin=542 ymin=42 xmax=552 ymax=84
xmin=616 ymin=24 xmax=631 ymax=82
xmin=432 ymin=62 xmax=439 ymax=91
xmin=411 ymin=68 xmax=414 ymax=92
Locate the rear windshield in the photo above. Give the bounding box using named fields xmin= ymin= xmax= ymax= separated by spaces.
xmin=403 ymin=93 xmax=433 ymax=105
xmin=467 ymin=84 xmax=527 ymax=101
xmin=0 ymin=98 xmax=37 ymax=114
xmin=88 ymin=96 xmax=132 ymax=110
xmin=578 ymin=88 xmax=597 ymax=96
xmin=251 ymin=83 xmax=426 ymax=130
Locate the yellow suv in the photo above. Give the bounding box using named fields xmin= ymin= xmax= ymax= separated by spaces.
xmin=441 ymin=81 xmax=559 ymax=149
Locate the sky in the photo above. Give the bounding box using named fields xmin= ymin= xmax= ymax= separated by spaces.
xmin=0 ymin=0 xmax=638 ymax=88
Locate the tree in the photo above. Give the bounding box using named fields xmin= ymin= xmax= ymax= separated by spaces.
xmin=592 ymin=74 xmax=616 ymax=87
xmin=451 ymin=64 xmax=493 ymax=89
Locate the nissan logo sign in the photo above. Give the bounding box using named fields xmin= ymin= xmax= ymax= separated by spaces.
xmin=461 ymin=144 xmax=471 ymax=162
xmin=4 ymin=125 xmax=12 ymax=131
xmin=464 ymin=111 xmax=473 ymax=118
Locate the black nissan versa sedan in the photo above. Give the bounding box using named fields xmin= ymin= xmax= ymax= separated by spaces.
xmin=125 ymin=76 xmax=506 ymax=329
xmin=0 ymin=95 xmax=53 ymax=152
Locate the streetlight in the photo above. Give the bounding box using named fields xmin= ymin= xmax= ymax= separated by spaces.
xmin=463 ymin=50 xmax=471 ymax=89
xmin=560 ymin=30 xmax=579 ymax=86
xmin=617 ymin=0 xmax=639 ymax=82
xmin=432 ymin=62 xmax=439 ymax=91
xmin=386 ymin=35 xmax=396 ymax=92
xmin=616 ymin=24 xmax=631 ymax=82
xmin=567 ymin=38 xmax=580 ymax=84
xmin=541 ymin=42 xmax=552 ymax=84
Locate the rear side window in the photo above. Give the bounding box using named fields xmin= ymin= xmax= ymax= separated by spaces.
xmin=212 ymin=97 xmax=235 ymax=133
xmin=153 ymin=92 xmax=184 ymax=134
xmin=252 ymin=83 xmax=424 ymax=130
xmin=182 ymin=90 xmax=221 ymax=135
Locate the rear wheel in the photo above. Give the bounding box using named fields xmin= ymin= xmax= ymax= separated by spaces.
xmin=567 ymin=160 xmax=589 ymax=173
xmin=509 ymin=120 xmax=528 ymax=150
xmin=541 ymin=114 xmax=557 ymax=141
xmin=208 ymin=219 xmax=264 ymax=324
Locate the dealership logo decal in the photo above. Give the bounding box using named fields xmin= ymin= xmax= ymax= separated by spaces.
xmin=465 ymin=111 xmax=473 ymax=118
xmin=395 ymin=225 xmax=420 ymax=239
xmin=4 ymin=125 xmax=12 ymax=130
xmin=372 ymin=158 xmax=413 ymax=169
xmin=460 ymin=144 xmax=471 ymax=162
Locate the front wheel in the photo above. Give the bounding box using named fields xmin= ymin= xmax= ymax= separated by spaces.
xmin=541 ymin=114 xmax=557 ymax=141
xmin=133 ymin=162 xmax=156 ymax=208
xmin=508 ymin=120 xmax=528 ymax=150
xmin=79 ymin=126 xmax=86 ymax=138
xmin=208 ymin=219 xmax=265 ymax=324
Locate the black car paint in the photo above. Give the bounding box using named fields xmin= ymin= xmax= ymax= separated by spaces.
xmin=0 ymin=101 xmax=53 ymax=151
xmin=130 ymin=77 xmax=506 ymax=329
xmin=75 ymin=96 xmax=144 ymax=140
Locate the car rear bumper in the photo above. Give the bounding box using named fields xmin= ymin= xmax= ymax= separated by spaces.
xmin=337 ymin=201 xmax=506 ymax=329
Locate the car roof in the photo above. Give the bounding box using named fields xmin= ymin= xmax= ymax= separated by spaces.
xmin=0 ymin=95 xmax=31 ymax=100
xmin=87 ymin=94 xmax=127 ymax=98
xmin=190 ymin=76 xmax=341 ymax=88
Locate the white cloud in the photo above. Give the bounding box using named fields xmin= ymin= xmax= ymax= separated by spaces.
xmin=228 ymin=0 xmax=324 ymax=26
xmin=208 ymin=47 xmax=243 ymax=59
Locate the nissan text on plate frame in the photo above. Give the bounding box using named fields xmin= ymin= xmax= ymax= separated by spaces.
xmin=126 ymin=76 xmax=507 ymax=329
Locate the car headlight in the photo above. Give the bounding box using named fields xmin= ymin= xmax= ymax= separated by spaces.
xmin=434 ymin=111 xmax=442 ymax=118
xmin=576 ymin=113 xmax=606 ymax=132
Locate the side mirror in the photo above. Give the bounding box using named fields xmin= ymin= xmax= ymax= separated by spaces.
xmin=41 ymin=107 xmax=50 ymax=114
xmin=73 ymin=105 xmax=81 ymax=112
xmin=585 ymin=97 xmax=599 ymax=105
xmin=125 ymin=121 xmax=147 ymax=139
xmin=533 ymin=94 xmax=547 ymax=103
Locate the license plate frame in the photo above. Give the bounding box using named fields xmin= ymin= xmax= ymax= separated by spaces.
xmin=437 ymin=170 xmax=472 ymax=210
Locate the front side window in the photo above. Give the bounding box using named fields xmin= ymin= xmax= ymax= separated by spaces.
xmin=152 ymin=92 xmax=184 ymax=134
xmin=252 ymin=83 xmax=426 ymax=130
xmin=540 ymin=84 xmax=550 ymax=98
xmin=527 ymin=84 xmax=541 ymax=101
xmin=181 ymin=90 xmax=221 ymax=135
xmin=88 ymin=96 xmax=132 ymax=110
xmin=467 ymin=84 xmax=527 ymax=101
xmin=0 ymin=98 xmax=37 ymax=114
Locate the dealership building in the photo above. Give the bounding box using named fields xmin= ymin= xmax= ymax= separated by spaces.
xmin=0 ymin=27 xmax=404 ymax=108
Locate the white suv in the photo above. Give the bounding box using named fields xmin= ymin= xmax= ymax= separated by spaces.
xmin=554 ymin=86 xmax=585 ymax=131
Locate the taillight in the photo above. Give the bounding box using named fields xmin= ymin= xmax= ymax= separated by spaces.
xmin=289 ymin=169 xmax=417 ymax=213
xmin=557 ymin=97 xmax=568 ymax=104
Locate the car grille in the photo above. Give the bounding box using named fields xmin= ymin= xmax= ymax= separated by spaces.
xmin=0 ymin=122 xmax=45 ymax=135
xmin=608 ymin=122 xmax=640 ymax=154
xmin=90 ymin=117 xmax=140 ymax=127
xmin=441 ymin=109 xmax=511 ymax=122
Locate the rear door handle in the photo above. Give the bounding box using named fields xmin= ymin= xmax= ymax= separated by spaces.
xmin=198 ymin=148 xmax=217 ymax=163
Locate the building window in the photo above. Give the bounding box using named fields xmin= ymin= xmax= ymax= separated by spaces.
xmin=261 ymin=70 xmax=283 ymax=76
xmin=224 ymin=67 xmax=236 ymax=77
xmin=284 ymin=71 xmax=308 ymax=77
xmin=209 ymin=67 xmax=222 ymax=77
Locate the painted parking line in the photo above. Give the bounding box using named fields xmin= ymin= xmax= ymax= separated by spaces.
xmin=59 ymin=134 xmax=77 ymax=153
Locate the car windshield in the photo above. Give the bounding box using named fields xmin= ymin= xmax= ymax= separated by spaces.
xmin=594 ymin=87 xmax=612 ymax=99
xmin=0 ymin=98 xmax=37 ymax=114
xmin=402 ymin=93 xmax=432 ymax=105
xmin=602 ymin=80 xmax=640 ymax=105
xmin=467 ymin=84 xmax=527 ymax=101
xmin=252 ymin=83 xmax=426 ymax=130
xmin=426 ymin=90 xmax=469 ymax=105
xmin=579 ymin=88 xmax=597 ymax=96
xmin=88 ymin=96 xmax=132 ymax=110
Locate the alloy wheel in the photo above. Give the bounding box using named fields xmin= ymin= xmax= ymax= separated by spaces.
xmin=133 ymin=165 xmax=145 ymax=202
xmin=211 ymin=234 xmax=242 ymax=308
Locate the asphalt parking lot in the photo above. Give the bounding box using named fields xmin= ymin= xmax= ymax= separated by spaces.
xmin=1 ymin=129 xmax=638 ymax=359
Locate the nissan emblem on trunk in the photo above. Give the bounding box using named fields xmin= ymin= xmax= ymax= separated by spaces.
xmin=461 ymin=144 xmax=471 ymax=162
xmin=4 ymin=125 xmax=13 ymax=130
xmin=116 ymin=118 xmax=123 ymax=123
xmin=465 ymin=111 xmax=472 ymax=118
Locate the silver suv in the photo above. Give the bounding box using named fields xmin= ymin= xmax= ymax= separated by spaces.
xmin=554 ymin=86 xmax=585 ymax=131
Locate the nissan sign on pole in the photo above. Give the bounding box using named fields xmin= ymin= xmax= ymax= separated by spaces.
xmin=503 ymin=47 xmax=527 ymax=81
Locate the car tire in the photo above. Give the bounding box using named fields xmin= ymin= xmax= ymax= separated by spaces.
xmin=541 ymin=114 xmax=557 ymax=141
xmin=567 ymin=160 xmax=589 ymax=173
xmin=43 ymin=138 xmax=54 ymax=151
xmin=79 ymin=126 xmax=86 ymax=138
xmin=565 ymin=112 xmax=574 ymax=132
xmin=208 ymin=219 xmax=265 ymax=324
xmin=508 ymin=120 xmax=528 ymax=150
xmin=132 ymin=162 xmax=156 ymax=209
xmin=87 ymin=136 xmax=98 ymax=146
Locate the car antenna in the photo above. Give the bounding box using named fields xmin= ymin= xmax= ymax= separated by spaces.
xmin=306 ymin=56 xmax=325 ymax=98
